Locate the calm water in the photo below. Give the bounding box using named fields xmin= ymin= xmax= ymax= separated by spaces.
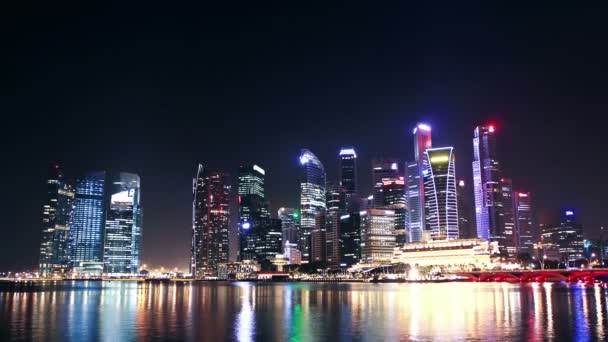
xmin=1 ymin=281 xmax=607 ymax=341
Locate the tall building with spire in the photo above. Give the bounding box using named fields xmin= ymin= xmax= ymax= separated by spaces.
xmin=472 ymin=124 xmax=499 ymax=241
xmin=39 ymin=164 xmax=75 ymax=276
xmin=423 ymin=147 xmax=459 ymax=240
xmin=299 ymin=149 xmax=326 ymax=262
xmin=405 ymin=123 xmax=432 ymax=242
xmin=191 ymin=164 xmax=231 ymax=278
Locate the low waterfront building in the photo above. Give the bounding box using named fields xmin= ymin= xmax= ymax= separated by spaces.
xmin=391 ymin=239 xmax=499 ymax=269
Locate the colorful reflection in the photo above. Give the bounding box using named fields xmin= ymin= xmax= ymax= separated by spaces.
xmin=0 ymin=281 xmax=607 ymax=341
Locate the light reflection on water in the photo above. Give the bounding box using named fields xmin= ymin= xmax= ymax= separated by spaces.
xmin=1 ymin=281 xmax=607 ymax=341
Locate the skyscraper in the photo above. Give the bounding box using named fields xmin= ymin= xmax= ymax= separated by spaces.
xmin=39 ymin=164 xmax=74 ymax=276
xmin=325 ymin=182 xmax=344 ymax=266
xmin=339 ymin=212 xmax=361 ymax=266
xmin=237 ymin=164 xmax=270 ymax=261
xmin=71 ymin=171 xmax=106 ymax=267
xmin=472 ymin=124 xmax=499 ymax=241
xmin=515 ymin=192 xmax=535 ymax=256
xmin=381 ymin=177 xmax=407 ymax=245
xmin=372 ymin=158 xmax=400 ymax=208
xmin=405 ymin=123 xmax=432 ymax=242
xmin=338 ymin=147 xmax=357 ymax=195
xmin=278 ymin=207 xmax=299 ymax=249
xmin=457 ymin=180 xmax=473 ymax=239
xmin=360 ymin=209 xmax=395 ymax=263
xmin=191 ymin=164 xmax=231 ymax=278
xmin=541 ymin=210 xmax=584 ymax=263
xmin=299 ymin=149 xmax=326 ymax=262
xmin=423 ymin=147 xmax=459 ymax=240
xmin=497 ymin=178 xmax=516 ymax=256
xmin=103 ymin=172 xmax=142 ymax=275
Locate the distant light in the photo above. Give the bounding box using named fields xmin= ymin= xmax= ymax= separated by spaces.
xmin=488 ymin=125 xmax=495 ymax=133
xmin=293 ymin=212 xmax=299 ymax=219
xmin=340 ymin=263 xmax=347 ymax=267
xmin=360 ymin=210 xmax=367 ymax=216
xmin=340 ymin=214 xmax=350 ymax=220
xmin=339 ymin=148 xmax=357 ymax=158
xmin=518 ymin=193 xmax=528 ymax=197
xmin=417 ymin=123 xmax=431 ymax=132
xmin=253 ymin=165 xmax=265 ymax=175
xmin=242 ymin=222 xmax=251 ymax=229
xmin=54 ymin=164 xmax=59 ymax=169
xmin=422 ymin=169 xmax=429 ymax=176
xmin=390 ymin=162 xmax=398 ymax=170
xmin=299 ymin=154 xmax=310 ymax=165
xmin=565 ymin=210 xmax=574 ymax=216
xmin=458 ymin=180 xmax=465 ymax=187
xmin=367 ymin=195 xmax=373 ymax=200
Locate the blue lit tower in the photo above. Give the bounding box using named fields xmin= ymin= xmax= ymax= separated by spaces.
xmin=70 ymin=171 xmax=106 ymax=267
xmin=191 ymin=164 xmax=231 ymax=278
xmin=39 ymin=164 xmax=75 ymax=276
xmin=405 ymin=123 xmax=432 ymax=242
xmin=103 ymin=172 xmax=142 ymax=275
xmin=299 ymin=149 xmax=327 ymax=262
xmin=423 ymin=147 xmax=459 ymax=240
xmin=473 ymin=125 xmax=507 ymax=247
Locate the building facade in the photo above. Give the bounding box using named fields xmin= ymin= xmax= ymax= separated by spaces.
xmin=381 ymin=177 xmax=407 ymax=245
xmin=339 ymin=212 xmax=361 ymax=266
xmin=541 ymin=211 xmax=584 ymax=263
xmin=238 ymin=164 xmax=270 ymax=261
xmin=405 ymin=123 xmax=432 ymax=243
xmin=423 ymin=147 xmax=459 ymax=240
xmin=457 ymin=180 xmax=473 ymax=239
xmin=338 ymin=147 xmax=358 ymax=195
xmin=360 ymin=209 xmax=395 ymax=264
xmin=497 ymin=178 xmax=516 ymax=256
xmin=472 ymin=125 xmax=499 ymax=241
xmin=191 ymin=164 xmax=231 ymax=278
xmin=372 ymin=158 xmax=400 ymax=208
xmin=299 ymin=149 xmax=327 ymax=262
xmin=515 ymin=192 xmax=535 ymax=256
xmin=71 ymin=171 xmax=106 ymax=267
xmin=278 ymin=207 xmax=299 ymax=250
xmin=39 ymin=164 xmax=75 ymax=276
xmin=103 ymin=172 xmax=142 ymax=275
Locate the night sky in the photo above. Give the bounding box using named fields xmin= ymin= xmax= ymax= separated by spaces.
xmin=3 ymin=3 xmax=608 ymax=271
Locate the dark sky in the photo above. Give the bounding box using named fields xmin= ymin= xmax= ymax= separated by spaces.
xmin=2 ymin=3 xmax=608 ymax=271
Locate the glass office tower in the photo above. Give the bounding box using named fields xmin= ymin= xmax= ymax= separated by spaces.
xmin=299 ymin=149 xmax=326 ymax=262
xmin=423 ymin=147 xmax=459 ymax=240
xmin=71 ymin=171 xmax=106 ymax=267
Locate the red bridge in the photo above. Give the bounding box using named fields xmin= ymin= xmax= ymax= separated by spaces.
xmin=451 ymin=268 xmax=608 ymax=282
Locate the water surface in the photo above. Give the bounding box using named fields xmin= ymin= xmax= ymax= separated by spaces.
xmin=1 ymin=281 xmax=606 ymax=341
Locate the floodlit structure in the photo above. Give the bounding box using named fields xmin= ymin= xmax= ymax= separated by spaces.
xmin=405 ymin=122 xmax=432 ymax=242
xmin=423 ymin=147 xmax=459 ymax=240
xmin=299 ymin=149 xmax=327 ymax=262
xmin=360 ymin=209 xmax=395 ymax=264
xmin=392 ymin=239 xmax=499 ymax=269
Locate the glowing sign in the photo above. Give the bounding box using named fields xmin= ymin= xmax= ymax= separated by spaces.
xmin=253 ymin=165 xmax=265 ymax=175
xmin=565 ymin=210 xmax=574 ymax=216
xmin=242 ymin=222 xmax=251 ymax=229
xmin=458 ymin=180 xmax=465 ymax=187
xmin=489 ymin=125 xmax=495 ymax=133
xmin=111 ymin=190 xmax=134 ymax=204
xmin=430 ymin=155 xmax=449 ymax=163
xmin=518 ymin=193 xmax=528 ymax=197
xmin=391 ymin=162 xmax=398 ymax=170
xmin=339 ymin=148 xmax=357 ymax=158
xmin=417 ymin=123 xmax=431 ymax=131
xmin=367 ymin=195 xmax=373 ymax=200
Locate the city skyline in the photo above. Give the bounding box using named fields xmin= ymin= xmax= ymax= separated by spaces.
xmin=4 ymin=4 xmax=608 ymax=271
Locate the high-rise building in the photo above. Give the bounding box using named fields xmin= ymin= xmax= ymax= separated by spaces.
xmin=381 ymin=177 xmax=407 ymax=245
xmin=339 ymin=147 xmax=358 ymax=195
xmin=39 ymin=164 xmax=75 ymax=276
xmin=372 ymin=158 xmax=400 ymax=208
xmin=423 ymin=147 xmax=459 ymax=240
xmin=457 ymin=180 xmax=473 ymax=239
xmin=541 ymin=210 xmax=584 ymax=263
xmin=339 ymin=212 xmax=361 ymax=266
xmin=299 ymin=149 xmax=327 ymax=262
xmin=237 ymin=164 xmax=270 ymax=261
xmin=71 ymin=171 xmax=106 ymax=267
xmin=191 ymin=164 xmax=231 ymax=278
xmin=515 ymin=192 xmax=535 ymax=256
xmin=360 ymin=209 xmax=395 ymax=263
xmin=497 ymin=178 xmax=516 ymax=256
xmin=311 ymin=212 xmax=327 ymax=263
xmin=103 ymin=172 xmax=142 ymax=275
xmin=405 ymin=123 xmax=432 ymax=242
xmin=278 ymin=207 xmax=299 ymax=250
xmin=472 ymin=124 xmax=500 ymax=241
xmin=241 ymin=218 xmax=282 ymax=264
xmin=325 ymin=182 xmax=344 ymax=266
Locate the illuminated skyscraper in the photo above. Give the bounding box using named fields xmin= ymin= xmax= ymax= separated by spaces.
xmin=339 ymin=212 xmax=361 ymax=266
xmin=237 ymin=164 xmax=270 ymax=261
xmin=278 ymin=207 xmax=299 ymax=250
xmin=405 ymin=123 xmax=432 ymax=242
xmin=339 ymin=147 xmax=357 ymax=195
xmin=381 ymin=177 xmax=407 ymax=245
xmin=103 ymin=172 xmax=142 ymax=275
xmin=497 ymin=178 xmax=516 ymax=256
xmin=39 ymin=164 xmax=75 ymax=276
xmin=325 ymin=182 xmax=344 ymax=266
xmin=372 ymin=158 xmax=400 ymax=208
xmin=515 ymin=192 xmax=535 ymax=256
xmin=360 ymin=209 xmax=395 ymax=263
xmin=541 ymin=210 xmax=584 ymax=262
xmin=423 ymin=147 xmax=459 ymax=240
xmin=472 ymin=125 xmax=500 ymax=240
xmin=191 ymin=164 xmax=231 ymax=278
xmin=299 ymin=149 xmax=326 ymax=262
xmin=71 ymin=171 xmax=106 ymax=267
